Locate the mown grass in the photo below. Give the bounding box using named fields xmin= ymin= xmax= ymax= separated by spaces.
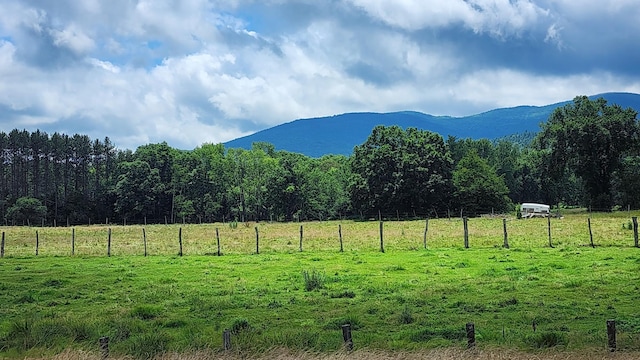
xmin=1 ymin=212 xmax=640 ymax=358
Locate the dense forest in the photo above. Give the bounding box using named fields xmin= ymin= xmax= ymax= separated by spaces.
xmin=2 ymin=96 xmax=639 ymax=226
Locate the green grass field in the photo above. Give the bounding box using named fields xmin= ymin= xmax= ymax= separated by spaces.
xmin=1 ymin=213 xmax=640 ymax=359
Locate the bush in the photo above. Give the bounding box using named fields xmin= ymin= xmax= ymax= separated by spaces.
xmin=230 ymin=318 xmax=251 ymax=334
xmin=528 ymin=331 xmax=566 ymax=348
xmin=302 ymin=269 xmax=325 ymax=291
xmin=123 ymin=331 xmax=170 ymax=359
xmin=398 ymin=305 xmax=414 ymax=324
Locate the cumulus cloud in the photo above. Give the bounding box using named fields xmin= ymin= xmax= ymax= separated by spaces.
xmin=345 ymin=0 xmax=549 ymax=36
xmin=49 ymin=24 xmax=95 ymax=55
xmin=0 ymin=0 xmax=638 ymax=150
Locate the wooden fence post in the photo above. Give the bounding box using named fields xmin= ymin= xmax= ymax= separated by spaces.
xmin=423 ymin=218 xmax=429 ymax=249
xmin=607 ymin=319 xmax=616 ymax=352
xmin=223 ymin=329 xmax=231 ymax=351
xmin=143 ymin=228 xmax=147 ymax=257
xmin=633 ymin=217 xmax=638 ymax=248
xmin=588 ymin=218 xmax=594 ymax=248
xmin=255 ymin=227 xmax=259 ymax=254
xmin=548 ymin=216 xmax=554 ymax=248
xmin=463 ymin=217 xmax=469 ymax=249
xmin=342 ymin=324 xmax=353 ymax=351
xmin=1 ymin=232 xmax=4 ymax=258
xmin=35 ymin=230 xmax=39 ymax=256
xmin=466 ymin=322 xmax=476 ymax=348
xmin=299 ymin=225 xmax=303 ymax=252
xmin=379 ymin=221 xmax=384 ymax=253
xmin=339 ymin=224 xmax=343 ymax=253
xmin=503 ymin=219 xmax=509 ymax=249
xmin=216 ymin=228 xmax=221 ymax=256
xmin=99 ymin=336 xmax=109 ymax=359
xmin=107 ymin=228 xmax=111 ymax=257
xmin=179 ymin=227 xmax=183 ymax=256
xmin=72 ymin=228 xmax=75 ymax=255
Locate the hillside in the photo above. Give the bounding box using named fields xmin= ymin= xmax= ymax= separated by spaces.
xmin=225 ymin=92 xmax=640 ymax=157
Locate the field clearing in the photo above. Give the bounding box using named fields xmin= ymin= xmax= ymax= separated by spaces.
xmin=1 ymin=212 xmax=639 ymax=256
xmin=1 ymin=213 xmax=640 ymax=358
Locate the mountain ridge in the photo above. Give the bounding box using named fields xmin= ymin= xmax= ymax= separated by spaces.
xmin=225 ymin=92 xmax=640 ymax=157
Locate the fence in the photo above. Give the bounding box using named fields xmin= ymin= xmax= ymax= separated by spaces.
xmin=1 ymin=214 xmax=639 ymax=257
xmin=93 ymin=319 xmax=623 ymax=357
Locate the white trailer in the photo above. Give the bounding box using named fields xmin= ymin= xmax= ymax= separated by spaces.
xmin=520 ymin=203 xmax=550 ymax=218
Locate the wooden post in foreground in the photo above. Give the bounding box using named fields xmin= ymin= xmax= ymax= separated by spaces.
xmin=503 ymin=219 xmax=509 ymax=249
xmin=466 ymin=322 xmax=476 ymax=348
xmin=99 ymin=336 xmax=109 ymax=359
xmin=633 ymin=217 xmax=639 ymax=248
xmin=216 ymin=228 xmax=221 ymax=256
xmin=299 ymin=225 xmax=303 ymax=252
xmin=255 ymin=227 xmax=259 ymax=254
xmin=342 ymin=324 xmax=353 ymax=351
xmin=72 ymin=228 xmax=75 ymax=255
xmin=1 ymin=232 xmax=4 ymax=258
xmin=35 ymin=230 xmax=39 ymax=256
xmin=223 ymin=329 xmax=231 ymax=350
xmin=588 ymin=218 xmax=594 ymax=248
xmin=547 ymin=216 xmax=554 ymax=248
xmin=423 ymin=218 xmax=429 ymax=249
xmin=179 ymin=227 xmax=183 ymax=256
xmin=143 ymin=228 xmax=147 ymax=257
xmin=607 ymin=319 xmax=616 ymax=352
xmin=339 ymin=225 xmax=343 ymax=253
xmin=463 ymin=217 xmax=469 ymax=249
xmin=379 ymin=221 xmax=384 ymax=253
xmin=107 ymin=228 xmax=112 ymax=257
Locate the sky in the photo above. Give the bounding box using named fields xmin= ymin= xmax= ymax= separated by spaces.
xmin=1 ymin=0 xmax=639 ymax=150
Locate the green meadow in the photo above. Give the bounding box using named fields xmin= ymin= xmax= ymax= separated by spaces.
xmin=1 ymin=213 xmax=640 ymax=358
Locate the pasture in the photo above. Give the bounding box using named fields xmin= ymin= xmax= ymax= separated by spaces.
xmin=1 ymin=212 xmax=640 ymax=359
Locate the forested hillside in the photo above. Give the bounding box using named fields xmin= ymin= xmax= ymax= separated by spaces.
xmin=225 ymin=92 xmax=640 ymax=157
xmin=2 ymin=96 xmax=639 ymax=225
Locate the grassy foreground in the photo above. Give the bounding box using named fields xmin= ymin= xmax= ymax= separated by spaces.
xmin=1 ymin=213 xmax=640 ymax=358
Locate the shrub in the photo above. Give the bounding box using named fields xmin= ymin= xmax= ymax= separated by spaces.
xmin=398 ymin=305 xmax=414 ymax=324
xmin=230 ymin=318 xmax=251 ymax=334
xmin=123 ymin=331 xmax=170 ymax=359
xmin=528 ymin=331 xmax=566 ymax=348
xmin=302 ymin=269 xmax=325 ymax=291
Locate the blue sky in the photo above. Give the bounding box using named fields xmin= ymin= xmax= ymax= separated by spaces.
xmin=1 ymin=0 xmax=639 ymax=150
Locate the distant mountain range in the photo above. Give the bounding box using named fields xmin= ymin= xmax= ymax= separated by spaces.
xmin=225 ymin=92 xmax=640 ymax=157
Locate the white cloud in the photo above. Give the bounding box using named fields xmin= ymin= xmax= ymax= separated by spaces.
xmin=452 ymin=69 xmax=640 ymax=110
xmin=544 ymin=23 xmax=563 ymax=49
xmin=345 ymin=0 xmax=549 ymax=36
xmin=0 ymin=0 xmax=638 ymax=151
xmin=49 ymin=24 xmax=95 ymax=54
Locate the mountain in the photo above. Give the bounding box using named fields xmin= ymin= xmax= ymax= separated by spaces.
xmin=225 ymin=92 xmax=640 ymax=157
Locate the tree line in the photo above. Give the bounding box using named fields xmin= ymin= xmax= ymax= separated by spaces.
xmin=2 ymin=96 xmax=639 ymax=225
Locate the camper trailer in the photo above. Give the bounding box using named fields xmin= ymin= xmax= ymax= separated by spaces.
xmin=520 ymin=203 xmax=550 ymax=218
